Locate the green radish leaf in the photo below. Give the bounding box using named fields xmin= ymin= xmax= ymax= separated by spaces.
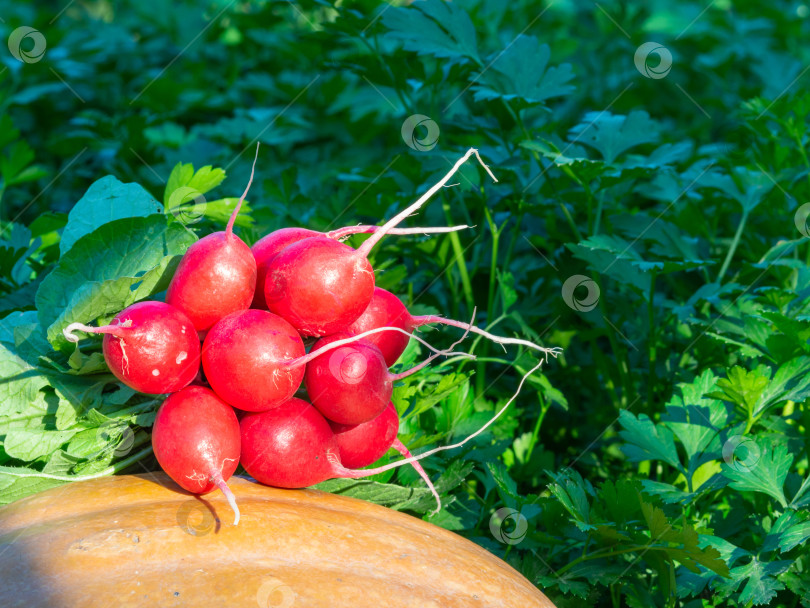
xmin=0 ymin=463 xmax=70 ymax=505
xmin=0 ymin=311 xmax=54 ymax=420
xmin=164 ymin=162 xmax=226 ymax=207
xmin=60 ymin=176 xmax=163 ymax=256
xmin=4 ymin=428 xmax=80 ymax=461
xmin=311 ymin=478 xmax=431 ymax=511
xmin=36 ymin=215 xmax=197 ymax=351
xmin=197 ymin=197 xmax=254 ymax=228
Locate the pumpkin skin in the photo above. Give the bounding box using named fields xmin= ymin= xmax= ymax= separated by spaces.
xmin=0 ymin=474 xmax=557 ymax=608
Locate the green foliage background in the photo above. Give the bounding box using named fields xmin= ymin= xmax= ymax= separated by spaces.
xmin=2 ymin=0 xmax=810 ymax=606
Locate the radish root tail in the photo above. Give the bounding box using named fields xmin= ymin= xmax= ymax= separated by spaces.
xmin=389 ymin=308 xmax=477 ymax=381
xmin=355 ymin=148 xmax=497 ymax=259
xmin=326 ymin=224 xmax=471 ymax=241
xmin=392 ymin=438 xmax=442 ymax=516
xmin=331 ymin=359 xmax=545 ymax=477
xmin=212 ymin=473 xmax=240 ymax=525
xmin=286 ymin=326 xmax=476 ymax=370
xmin=226 ymin=142 xmax=260 ymax=238
xmin=411 ymin=315 xmax=564 ymax=362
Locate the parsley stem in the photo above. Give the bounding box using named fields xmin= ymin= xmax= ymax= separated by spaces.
xmin=717 ymin=208 xmax=749 ymax=283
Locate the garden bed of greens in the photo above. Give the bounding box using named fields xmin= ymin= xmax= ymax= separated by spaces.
xmin=2 ymin=1 xmax=810 ymax=606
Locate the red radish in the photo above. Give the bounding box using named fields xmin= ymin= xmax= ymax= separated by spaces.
xmin=152 ymin=386 xmax=241 ymax=524
xmin=251 ymin=224 xmax=468 ymax=309
xmin=349 ymin=287 xmax=563 ymax=366
xmin=63 ymin=301 xmax=200 ymax=395
xmin=240 ymin=398 xmax=339 ymax=488
xmin=330 ymin=402 xmax=442 ymax=512
xmin=203 ymin=310 xmax=448 ymax=413
xmin=329 ymin=402 xmax=399 ymax=469
xmin=347 ymin=288 xmax=411 ymax=365
xmin=202 ymin=309 xmax=306 ymax=412
xmin=304 ymin=331 xmax=463 ymax=425
xmin=263 ymin=148 xmax=497 ymax=336
xmin=165 ymin=145 xmax=260 ymax=332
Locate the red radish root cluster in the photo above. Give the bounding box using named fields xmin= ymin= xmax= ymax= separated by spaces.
xmin=63 ymin=147 xmax=561 ymax=524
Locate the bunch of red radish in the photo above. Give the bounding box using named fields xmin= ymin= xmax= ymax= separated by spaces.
xmin=64 ymin=147 xmax=560 ymax=524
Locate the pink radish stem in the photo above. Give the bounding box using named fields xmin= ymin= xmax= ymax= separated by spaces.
xmin=211 ymin=472 xmax=240 ymax=525
xmin=225 ymin=143 xmax=260 ymax=239
xmin=327 ymin=360 xmax=545 ymax=476
xmin=325 ymin=224 xmax=470 ymax=241
xmin=284 ymin=326 xmax=475 ymax=369
xmin=412 ymin=315 xmax=564 ymax=360
xmin=63 ymin=320 xmax=132 ymax=343
xmin=393 ymin=439 xmax=441 ymax=515
xmin=354 ymin=148 xmax=497 ymax=259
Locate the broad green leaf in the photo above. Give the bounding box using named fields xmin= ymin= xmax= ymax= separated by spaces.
xmin=722 ymin=440 xmax=792 ymax=507
xmin=568 ymin=111 xmax=660 ymax=165
xmin=713 ymin=557 xmax=790 ymax=606
xmin=382 ymin=0 xmax=479 ymax=63
xmin=4 ymin=428 xmax=79 ymax=461
xmin=763 ymin=511 xmax=810 ymax=553
xmin=487 ymin=460 xmax=520 ymax=503
xmin=60 ymin=176 xmax=163 ymax=256
xmin=36 ymin=215 xmax=197 ymax=350
xmin=472 ymin=35 xmax=574 ymax=105
xmin=312 ymin=478 xmax=431 ymax=511
xmin=756 ymin=356 xmax=810 ymax=416
xmin=710 ymin=366 xmax=769 ymax=418
xmin=547 ymin=469 xmax=595 ymax=531
xmin=695 ymin=166 xmax=774 ymax=213
xmin=0 ymin=312 xmax=53 ymax=419
xmin=0 ymin=464 xmax=68 ymax=505
xmin=164 ymin=162 xmax=226 ymax=206
xmin=618 ymin=411 xmax=683 ymax=471
xmin=661 ymin=369 xmax=729 ymax=460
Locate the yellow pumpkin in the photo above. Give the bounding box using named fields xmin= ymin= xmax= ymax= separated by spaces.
xmin=0 ymin=474 xmax=556 ymax=607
